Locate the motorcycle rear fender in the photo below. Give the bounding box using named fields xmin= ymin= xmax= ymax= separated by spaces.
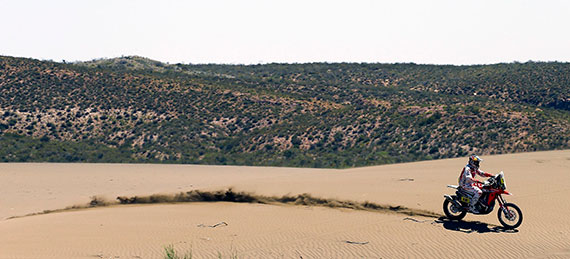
xmin=444 ymin=194 xmax=463 ymax=208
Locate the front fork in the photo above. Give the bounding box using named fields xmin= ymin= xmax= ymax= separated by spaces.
xmin=497 ymin=194 xmax=506 ymax=207
xmin=497 ymin=194 xmax=512 ymax=217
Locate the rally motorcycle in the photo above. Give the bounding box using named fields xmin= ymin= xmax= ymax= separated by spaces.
xmin=443 ymin=172 xmax=523 ymax=229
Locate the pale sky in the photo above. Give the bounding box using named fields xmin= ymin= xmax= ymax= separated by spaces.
xmin=1 ymin=0 xmax=569 ymax=65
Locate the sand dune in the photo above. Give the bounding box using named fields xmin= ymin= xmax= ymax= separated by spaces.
xmin=1 ymin=150 xmax=569 ymax=258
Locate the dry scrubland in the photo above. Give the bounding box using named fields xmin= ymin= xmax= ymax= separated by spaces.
xmin=2 ymin=56 xmax=569 ymax=168
xmin=0 ymin=150 xmax=569 ymax=258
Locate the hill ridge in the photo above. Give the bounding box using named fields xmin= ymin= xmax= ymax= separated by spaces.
xmin=0 ymin=55 xmax=568 ymax=167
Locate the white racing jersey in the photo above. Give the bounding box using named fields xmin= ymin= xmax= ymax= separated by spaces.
xmin=458 ymin=165 xmax=492 ymax=188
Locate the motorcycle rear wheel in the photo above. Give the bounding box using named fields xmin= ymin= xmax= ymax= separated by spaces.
xmin=443 ymin=197 xmax=467 ymax=220
xmin=498 ymin=203 xmax=523 ymax=229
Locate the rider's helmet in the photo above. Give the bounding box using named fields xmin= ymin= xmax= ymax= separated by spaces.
xmin=468 ymin=155 xmax=482 ymax=170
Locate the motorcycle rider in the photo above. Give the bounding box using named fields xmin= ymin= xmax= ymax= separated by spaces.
xmin=459 ymin=155 xmax=494 ymax=213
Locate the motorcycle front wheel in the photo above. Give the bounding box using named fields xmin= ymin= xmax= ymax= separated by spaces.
xmin=498 ymin=203 xmax=523 ymax=229
xmin=443 ymin=197 xmax=467 ymax=220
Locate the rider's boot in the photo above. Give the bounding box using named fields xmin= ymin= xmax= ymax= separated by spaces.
xmin=469 ymin=191 xmax=481 ymax=213
xmin=469 ymin=198 xmax=479 ymax=213
xmin=469 ymin=204 xmax=479 ymax=213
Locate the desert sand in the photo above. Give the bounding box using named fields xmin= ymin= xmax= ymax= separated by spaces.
xmin=0 ymin=150 xmax=569 ymax=258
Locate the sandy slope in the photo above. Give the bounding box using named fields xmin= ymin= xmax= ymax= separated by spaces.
xmin=0 ymin=150 xmax=569 ymax=258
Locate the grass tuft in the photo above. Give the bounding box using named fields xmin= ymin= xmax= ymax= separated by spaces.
xmin=164 ymin=244 xmax=192 ymax=259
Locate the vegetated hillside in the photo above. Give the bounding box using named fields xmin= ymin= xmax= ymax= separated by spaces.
xmin=0 ymin=55 xmax=568 ymax=168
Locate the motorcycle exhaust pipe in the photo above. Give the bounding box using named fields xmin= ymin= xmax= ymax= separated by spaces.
xmin=444 ymin=195 xmax=462 ymax=208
